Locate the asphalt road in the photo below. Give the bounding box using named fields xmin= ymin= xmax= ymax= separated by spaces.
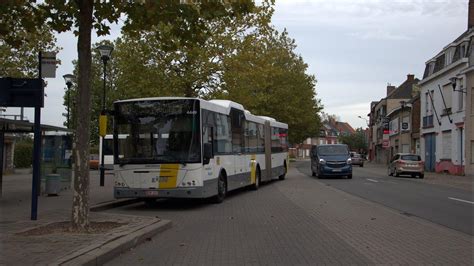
xmin=295 ymin=160 xmax=474 ymax=236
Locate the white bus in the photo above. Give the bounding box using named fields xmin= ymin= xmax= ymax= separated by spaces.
xmin=112 ymin=97 xmax=288 ymax=203
xmin=99 ymin=134 xmax=126 ymax=170
xmin=99 ymin=134 xmax=113 ymax=170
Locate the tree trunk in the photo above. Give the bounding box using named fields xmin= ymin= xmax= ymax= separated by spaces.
xmin=71 ymin=0 xmax=94 ymax=232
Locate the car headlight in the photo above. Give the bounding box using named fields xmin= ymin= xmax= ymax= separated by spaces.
xmin=319 ymin=158 xmax=326 ymax=164
xmin=347 ymin=158 xmax=352 ymax=164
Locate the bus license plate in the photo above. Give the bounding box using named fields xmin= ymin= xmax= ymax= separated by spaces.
xmin=146 ymin=191 xmax=158 ymax=197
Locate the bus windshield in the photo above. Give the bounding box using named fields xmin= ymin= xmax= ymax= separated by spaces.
xmin=114 ymin=99 xmax=201 ymax=164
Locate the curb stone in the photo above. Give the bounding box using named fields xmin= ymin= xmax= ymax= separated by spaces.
xmin=55 ymin=219 xmax=172 ymax=266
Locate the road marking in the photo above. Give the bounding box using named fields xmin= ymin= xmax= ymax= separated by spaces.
xmin=448 ymin=197 xmax=474 ymax=205
xmin=366 ymin=178 xmax=379 ymax=183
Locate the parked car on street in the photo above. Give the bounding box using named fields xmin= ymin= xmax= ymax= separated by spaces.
xmin=311 ymin=144 xmax=352 ymax=179
xmin=351 ymin=153 xmax=364 ymax=167
xmin=388 ymin=153 xmax=424 ymax=178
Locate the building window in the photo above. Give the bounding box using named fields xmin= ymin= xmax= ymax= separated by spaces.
xmin=433 ymin=55 xmax=445 ymax=73
xmin=429 ymin=62 xmax=435 ymax=76
xmin=441 ymin=84 xmax=452 ymax=116
xmin=442 ymin=131 xmax=452 ymax=159
xmin=425 ymin=92 xmax=430 ymax=115
xmin=446 ymin=47 xmax=454 ymax=65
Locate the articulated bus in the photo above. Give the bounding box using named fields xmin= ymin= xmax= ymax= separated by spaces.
xmin=112 ymin=97 xmax=288 ymax=203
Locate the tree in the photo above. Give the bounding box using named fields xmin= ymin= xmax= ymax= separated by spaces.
xmin=219 ymin=25 xmax=322 ymax=144
xmin=338 ymin=128 xmax=368 ymax=153
xmin=0 ymin=28 xmax=59 ymax=78
xmin=93 ymin=0 xmax=322 ymax=145
xmin=1 ymin=0 xmax=254 ymax=231
xmin=70 ymin=1 xmax=265 ymax=142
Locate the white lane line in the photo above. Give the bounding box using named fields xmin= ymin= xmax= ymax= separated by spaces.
xmin=448 ymin=197 xmax=474 ymax=205
xmin=366 ymin=178 xmax=379 ymax=183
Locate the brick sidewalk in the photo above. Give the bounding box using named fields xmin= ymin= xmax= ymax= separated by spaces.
xmin=0 ymin=170 xmax=166 ymax=265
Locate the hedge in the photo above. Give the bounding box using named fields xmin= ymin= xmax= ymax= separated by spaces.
xmin=14 ymin=140 xmax=33 ymax=168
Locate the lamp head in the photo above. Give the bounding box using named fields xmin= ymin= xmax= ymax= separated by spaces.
xmin=63 ymin=74 xmax=75 ymax=87
xmin=97 ymin=44 xmax=114 ymax=62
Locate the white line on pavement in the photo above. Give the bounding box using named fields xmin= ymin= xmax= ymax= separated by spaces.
xmin=448 ymin=197 xmax=474 ymax=205
xmin=366 ymin=178 xmax=379 ymax=183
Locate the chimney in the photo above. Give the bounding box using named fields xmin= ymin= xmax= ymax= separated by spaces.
xmin=387 ymin=85 xmax=396 ymax=96
xmin=470 ymin=0 xmax=474 ymax=29
xmin=407 ymin=74 xmax=414 ymax=81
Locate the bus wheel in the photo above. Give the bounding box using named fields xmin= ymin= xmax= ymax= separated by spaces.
xmin=251 ymin=167 xmax=261 ymax=190
xmin=279 ymin=162 xmax=287 ymax=180
xmin=212 ymin=173 xmax=227 ymax=204
xmin=144 ymin=198 xmax=157 ymax=207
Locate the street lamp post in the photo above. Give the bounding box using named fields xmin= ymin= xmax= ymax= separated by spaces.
xmin=357 ymin=115 xmax=369 ymax=127
xmin=63 ymin=74 xmax=75 ymax=129
xmin=97 ymin=44 xmax=113 ymax=187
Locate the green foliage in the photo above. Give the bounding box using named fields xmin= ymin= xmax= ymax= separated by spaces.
xmin=72 ymin=0 xmax=322 ymax=145
xmin=217 ymin=10 xmax=322 ymax=144
xmin=14 ymin=137 xmax=33 ymax=168
xmin=338 ymin=128 xmax=368 ymax=153
xmin=0 ymin=19 xmax=59 ymax=78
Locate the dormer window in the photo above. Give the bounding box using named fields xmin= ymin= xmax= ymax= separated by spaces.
xmin=428 ymin=62 xmax=435 ymax=76
xmin=433 ymin=54 xmax=445 ymax=73
xmin=460 ymin=41 xmax=468 ymax=57
xmin=445 ymin=47 xmax=455 ymax=65
xmin=453 ymin=45 xmax=461 ymax=62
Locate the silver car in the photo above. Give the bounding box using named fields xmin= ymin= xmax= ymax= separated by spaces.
xmin=388 ymin=153 xmax=424 ymax=178
xmin=351 ymin=153 xmax=364 ymax=167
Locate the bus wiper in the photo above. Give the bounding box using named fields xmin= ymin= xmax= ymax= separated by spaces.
xmin=157 ymin=154 xmax=186 ymax=166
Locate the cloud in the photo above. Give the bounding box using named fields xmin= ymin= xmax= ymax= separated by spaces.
xmin=349 ymin=29 xmax=412 ymax=41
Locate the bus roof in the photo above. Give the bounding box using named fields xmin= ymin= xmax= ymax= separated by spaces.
xmin=114 ymin=97 xmax=288 ymax=129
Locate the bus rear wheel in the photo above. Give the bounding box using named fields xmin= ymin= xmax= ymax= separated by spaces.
xmin=212 ymin=173 xmax=227 ymax=204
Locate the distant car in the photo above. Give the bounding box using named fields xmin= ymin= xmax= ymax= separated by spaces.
xmin=388 ymin=153 xmax=424 ymax=178
xmin=351 ymin=153 xmax=364 ymax=167
xmin=89 ymin=154 xmax=99 ymax=170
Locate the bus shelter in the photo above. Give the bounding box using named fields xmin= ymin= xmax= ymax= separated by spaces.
xmin=0 ymin=118 xmax=71 ymax=198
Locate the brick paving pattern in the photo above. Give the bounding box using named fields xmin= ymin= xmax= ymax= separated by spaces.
xmin=107 ymin=165 xmax=473 ymax=265
xmin=0 ymin=170 xmax=162 ymax=265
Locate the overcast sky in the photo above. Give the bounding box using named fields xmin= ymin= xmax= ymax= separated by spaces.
xmin=8 ymin=0 xmax=468 ymax=131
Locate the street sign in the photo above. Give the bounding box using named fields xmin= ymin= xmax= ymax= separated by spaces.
xmin=382 ymin=139 xmax=390 ymax=148
xmin=402 ymin=122 xmax=409 ymax=130
xmin=41 ymin=52 xmax=57 ymax=78
xmin=0 ymin=78 xmax=44 ymax=107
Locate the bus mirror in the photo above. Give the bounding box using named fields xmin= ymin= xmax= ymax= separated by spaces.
xmin=203 ymin=143 xmax=213 ymax=164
